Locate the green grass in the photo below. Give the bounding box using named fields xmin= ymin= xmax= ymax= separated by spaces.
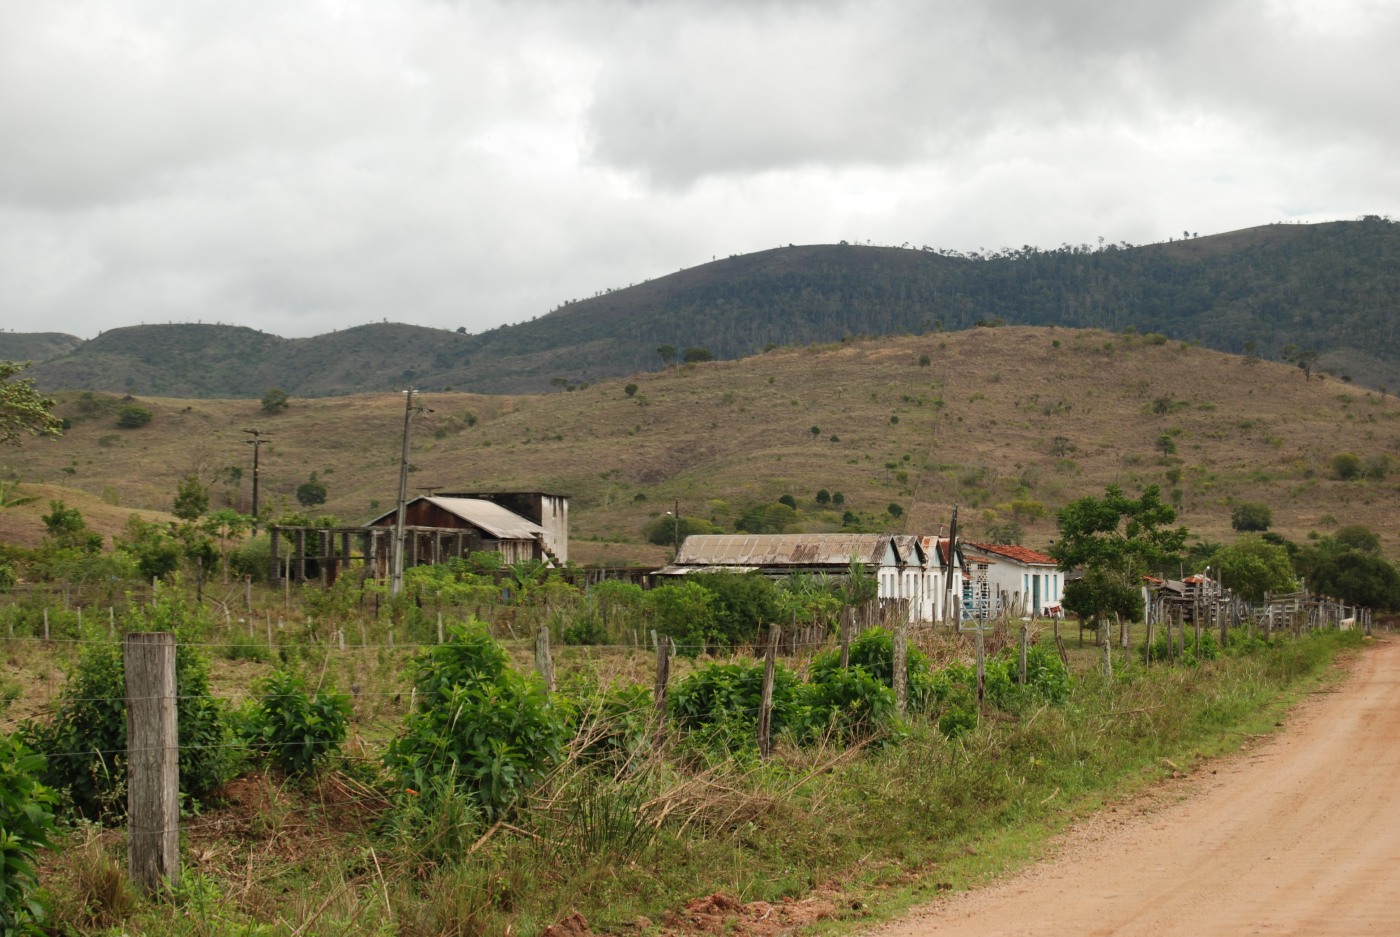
xmin=32 ymin=627 xmax=1365 ymax=937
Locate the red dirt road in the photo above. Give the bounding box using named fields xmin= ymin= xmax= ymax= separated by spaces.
xmin=869 ymin=638 xmax=1400 ymax=937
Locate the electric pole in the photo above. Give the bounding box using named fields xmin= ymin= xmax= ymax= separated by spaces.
xmin=242 ymin=429 xmax=271 ymax=530
xmin=391 ymin=390 xmax=432 ymax=596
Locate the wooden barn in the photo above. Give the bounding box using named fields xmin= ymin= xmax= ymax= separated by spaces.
xmin=268 ymin=490 xmax=568 ymax=584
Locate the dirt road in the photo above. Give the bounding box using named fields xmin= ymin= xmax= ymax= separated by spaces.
xmin=870 ymin=637 xmax=1400 ymax=937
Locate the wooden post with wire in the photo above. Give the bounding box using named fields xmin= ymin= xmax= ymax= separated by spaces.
xmin=757 ymin=624 xmax=780 ymax=760
xmin=653 ymin=636 xmax=671 ymax=743
xmin=892 ymin=623 xmax=909 ymax=715
xmin=838 ymin=606 xmax=853 ymax=668
xmin=125 ymin=631 xmax=179 ymax=894
xmin=535 ymin=627 xmax=554 ymax=693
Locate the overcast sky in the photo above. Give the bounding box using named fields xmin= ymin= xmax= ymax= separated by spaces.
xmin=2 ymin=0 xmax=1397 ymax=340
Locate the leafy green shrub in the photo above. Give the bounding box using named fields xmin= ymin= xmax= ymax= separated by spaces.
xmin=641 ymin=514 xmax=718 ymax=546
xmin=926 ymin=645 xmax=1071 ymax=737
xmin=115 ymin=405 xmax=152 ymax=429
xmin=384 ymin=622 xmax=565 ymax=819
xmin=643 ymin=581 xmax=718 ymax=655
xmin=794 ymin=666 xmax=900 ymax=743
xmin=669 ymin=660 xmax=798 ymax=752
xmin=689 ymin=572 xmax=783 ymax=650
xmin=229 ymin=533 xmax=273 ymax=582
xmin=809 ymin=628 xmax=934 ymax=711
xmin=937 ymin=705 xmax=978 ymax=738
xmin=0 ymin=733 xmax=57 ymax=934
xmin=1330 ymin=451 xmax=1362 ymax=480
xmin=241 ymin=670 xmax=351 ymax=777
xmin=21 ymin=639 xmax=231 ymax=820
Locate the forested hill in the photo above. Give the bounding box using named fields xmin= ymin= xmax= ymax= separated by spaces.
xmin=16 ymin=217 xmax=1400 ymax=396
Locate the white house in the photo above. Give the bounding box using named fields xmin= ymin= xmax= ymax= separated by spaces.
xmin=659 ymin=533 xmax=928 ymax=623
xmin=964 ymin=542 xmax=1064 ymax=618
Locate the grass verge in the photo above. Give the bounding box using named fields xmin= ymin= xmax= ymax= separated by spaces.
xmin=36 ymin=628 xmax=1366 ymax=937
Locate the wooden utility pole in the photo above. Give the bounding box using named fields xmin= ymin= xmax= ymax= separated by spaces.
xmin=391 ymin=390 xmax=416 ymax=597
xmin=125 ymin=632 xmax=179 ymax=894
xmin=241 ymin=428 xmax=270 ymax=530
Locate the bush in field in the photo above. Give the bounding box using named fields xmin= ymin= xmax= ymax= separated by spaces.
xmin=794 ymin=667 xmax=900 ymax=744
xmin=384 ymin=623 xmax=565 ymax=819
xmin=240 ymin=670 xmax=351 ymax=777
xmin=642 ymin=514 xmax=718 ymax=547
xmin=809 ymin=628 xmax=934 ymax=711
xmin=644 ymin=580 xmax=719 ymax=654
xmin=669 ymin=660 xmax=798 ymax=752
xmin=21 ymin=637 xmax=230 ymax=820
xmin=926 ymin=645 xmax=1071 ymax=737
xmin=229 ymin=533 xmax=273 ymax=582
xmin=688 ymin=572 xmax=783 ymax=649
xmin=0 ymin=733 xmax=57 ymax=934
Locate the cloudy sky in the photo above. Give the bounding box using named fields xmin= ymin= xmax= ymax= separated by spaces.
xmin=3 ymin=0 xmax=1397 ymax=340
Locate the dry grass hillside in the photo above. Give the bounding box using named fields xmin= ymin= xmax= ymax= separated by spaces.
xmin=2 ymin=326 xmax=1397 ymax=563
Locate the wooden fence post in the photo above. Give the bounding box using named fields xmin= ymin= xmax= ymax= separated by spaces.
xmin=1102 ymin=616 xmax=1114 ymax=680
xmin=1019 ymin=624 xmax=1029 ymax=685
xmin=535 ymin=627 xmax=554 ymax=693
xmin=892 ymin=623 xmax=909 ymax=715
xmin=757 ymin=625 xmax=780 ymax=760
xmin=653 ymin=637 xmax=671 ymax=742
xmin=838 ymin=607 xmax=853 ymax=669
xmin=125 ymin=632 xmax=179 ymax=894
xmin=975 ymin=623 xmax=986 ymax=716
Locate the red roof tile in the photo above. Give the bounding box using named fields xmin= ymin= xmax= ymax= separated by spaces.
xmin=967 ymin=542 xmax=1057 ymax=566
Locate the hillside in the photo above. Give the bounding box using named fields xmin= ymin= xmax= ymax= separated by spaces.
xmin=3 ymin=327 xmax=1398 ymax=565
xmin=13 ymin=218 xmax=1400 ymax=396
xmin=0 ymin=332 xmax=83 ymax=363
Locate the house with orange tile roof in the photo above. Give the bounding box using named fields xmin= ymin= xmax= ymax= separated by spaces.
xmin=965 ymin=542 xmax=1064 ymax=618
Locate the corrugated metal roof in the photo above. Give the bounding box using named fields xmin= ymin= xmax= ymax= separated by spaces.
xmin=655 ymin=564 xmax=760 ymax=576
xmin=676 ymin=534 xmax=894 ymax=567
xmin=427 ymin=497 xmax=546 ymax=540
xmin=362 ymin=496 xmax=545 ymax=540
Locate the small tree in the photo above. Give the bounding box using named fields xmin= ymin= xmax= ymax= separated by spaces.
xmin=1330 ymin=452 xmax=1363 ymax=480
xmin=41 ymin=500 xmax=102 ymax=553
xmin=296 ymin=472 xmax=328 ymax=507
xmin=1282 ymin=344 xmax=1319 ymax=381
xmin=657 ymin=345 xmax=677 ymax=368
xmin=116 ymin=405 xmax=153 ymax=429
xmin=624 ymin=383 xmax=638 ymax=397
xmin=173 ymin=473 xmax=209 ymax=521
xmin=681 ymin=347 xmax=713 ymax=364
xmin=1051 ymin=484 xmax=1187 ymax=628
xmin=261 ymin=388 xmax=290 ymax=414
xmin=1230 ymin=501 xmax=1272 ymax=532
xmin=815 ymin=489 xmax=831 ymax=505
xmin=1208 ymin=536 xmax=1296 ymax=602
xmin=1334 ymin=524 xmax=1381 ymax=554
xmin=0 ymin=361 xmax=61 ymax=447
